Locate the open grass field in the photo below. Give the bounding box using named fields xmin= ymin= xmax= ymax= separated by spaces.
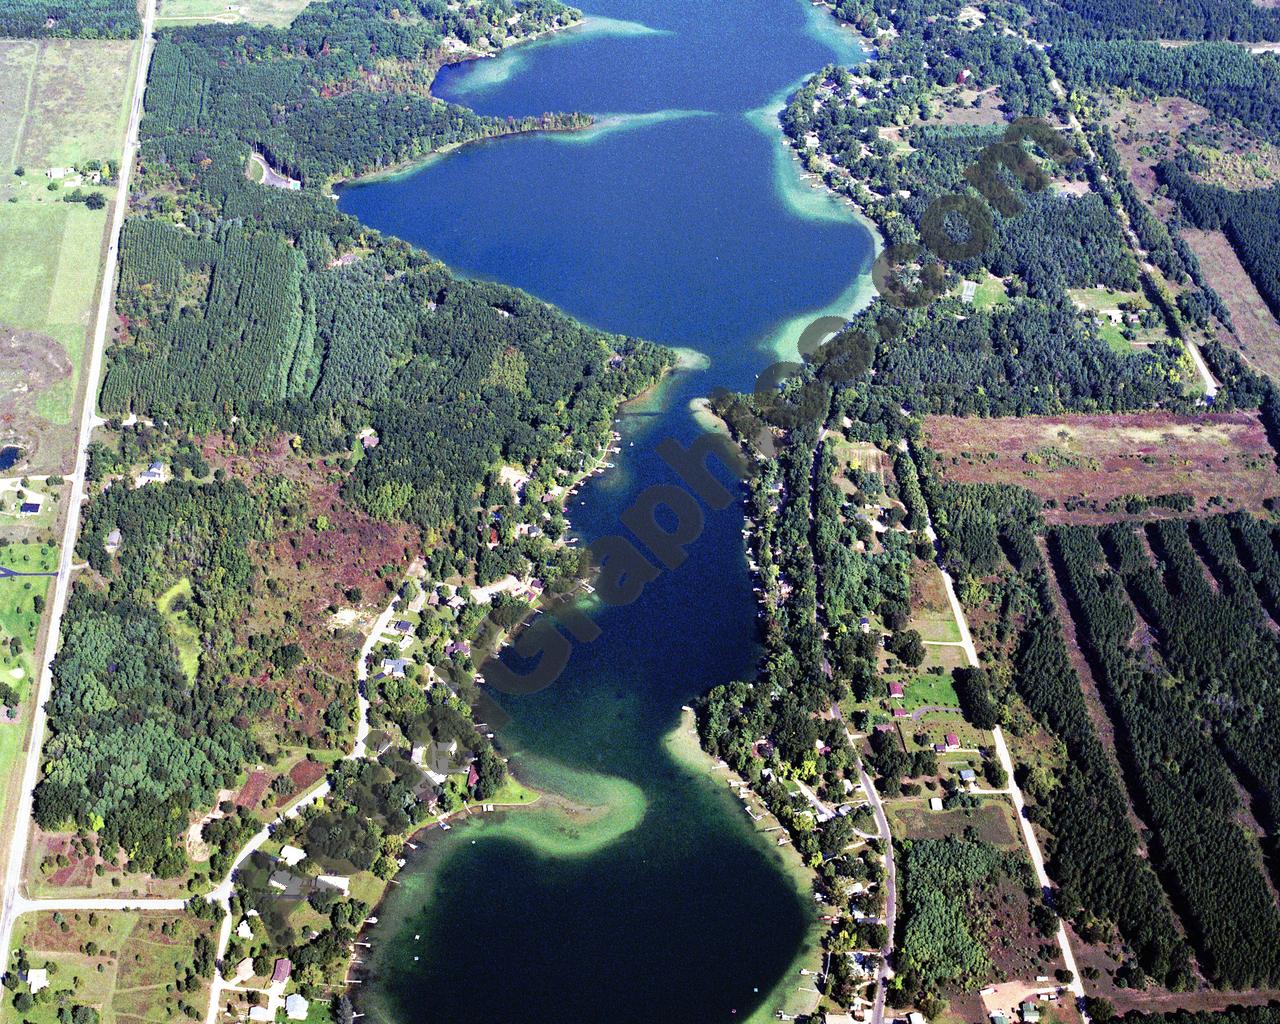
xmin=3 ymin=910 xmax=214 ymax=1024
xmin=0 ymin=542 xmax=56 ymax=827
xmin=156 ymin=0 xmax=312 ymax=27
xmin=0 ymin=201 xmax=110 ymax=473
xmin=13 ymin=40 xmax=137 ymax=170
xmin=0 ymin=40 xmax=136 ymax=476
xmin=1181 ymin=226 xmax=1280 ymax=380
xmin=925 ymin=411 xmax=1280 ymax=523
xmin=157 ymin=577 xmax=200 ymax=682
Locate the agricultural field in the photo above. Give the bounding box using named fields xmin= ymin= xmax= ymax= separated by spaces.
xmin=5 ymin=40 xmax=137 ymax=170
xmin=2 ymin=909 xmax=214 ymax=1024
xmin=0 ymin=39 xmax=137 ymax=475
xmin=924 ymin=411 xmax=1280 ymax=523
xmin=155 ymin=0 xmax=311 ymax=27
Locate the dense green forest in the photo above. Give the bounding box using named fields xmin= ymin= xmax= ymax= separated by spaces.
xmin=827 ymin=0 xmax=1280 ymax=42
xmin=143 ymin=0 xmax=586 ymax=185
xmin=35 ymin=479 xmax=275 ymax=876
xmin=0 ymin=0 xmax=137 ymax=37
xmin=1051 ymin=522 xmax=1280 ymax=988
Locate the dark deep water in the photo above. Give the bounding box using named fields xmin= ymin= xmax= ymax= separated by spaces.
xmin=338 ymin=2 xmax=875 ymax=1020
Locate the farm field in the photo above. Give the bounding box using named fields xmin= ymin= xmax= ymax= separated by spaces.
xmin=8 ymin=40 xmax=137 ymax=170
xmin=1181 ymin=227 xmax=1280 ymax=379
xmin=155 ymin=0 xmax=311 ymax=26
xmin=0 ymin=39 xmax=137 ymax=476
xmin=1 ymin=909 xmax=214 ymax=1024
xmin=924 ymin=411 xmax=1280 ymax=523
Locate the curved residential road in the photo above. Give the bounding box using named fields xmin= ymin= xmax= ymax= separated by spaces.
xmin=0 ymin=0 xmax=158 ymax=971
xmin=202 ymin=595 xmax=390 ymax=1023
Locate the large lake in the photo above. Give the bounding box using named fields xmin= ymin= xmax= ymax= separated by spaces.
xmin=338 ymin=2 xmax=875 ymax=1020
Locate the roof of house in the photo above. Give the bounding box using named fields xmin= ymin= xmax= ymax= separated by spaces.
xmin=888 ymin=682 xmax=905 ymax=697
xmin=892 ymin=708 xmax=908 ymax=718
xmin=27 ymin=968 xmax=48 ymax=993
xmin=394 ymin=619 xmax=412 ymax=632
xmin=272 ymin=957 xmax=293 ymax=984
xmin=945 ymin=733 xmax=960 ymax=745
xmin=278 ymin=844 xmax=306 ymax=867
xmin=285 ymin=994 xmax=309 ymax=1020
xmin=467 ymin=763 xmax=480 ymax=788
xmin=960 ymin=768 xmax=977 ymax=781
xmin=19 ymin=502 xmax=40 ymax=514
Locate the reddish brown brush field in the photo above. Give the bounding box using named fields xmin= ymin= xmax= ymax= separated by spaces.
xmin=925 ymin=412 xmax=1280 ymax=523
xmin=234 ymin=770 xmax=271 ymax=809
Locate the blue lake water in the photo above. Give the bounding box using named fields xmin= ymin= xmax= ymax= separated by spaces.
xmin=339 ymin=2 xmax=876 ymax=1020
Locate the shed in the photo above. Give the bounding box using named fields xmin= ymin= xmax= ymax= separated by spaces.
xmin=929 ymin=797 xmax=944 ymax=811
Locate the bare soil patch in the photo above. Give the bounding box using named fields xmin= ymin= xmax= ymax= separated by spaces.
xmin=924 ymin=412 xmax=1280 ymax=522
xmin=0 ymin=326 xmax=73 ymax=472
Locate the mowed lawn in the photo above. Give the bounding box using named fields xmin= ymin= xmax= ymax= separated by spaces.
xmin=3 ymin=910 xmax=214 ymax=1024
xmin=156 ymin=0 xmax=313 ymax=27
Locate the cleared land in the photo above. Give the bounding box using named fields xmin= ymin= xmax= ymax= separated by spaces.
xmin=155 ymin=0 xmax=311 ymax=26
xmin=1181 ymin=227 xmax=1280 ymax=379
xmin=12 ymin=40 xmax=137 ymax=169
xmin=1 ymin=910 xmax=214 ymax=1024
xmin=0 ymin=40 xmax=137 ymax=475
xmin=925 ymin=412 xmax=1280 ymax=523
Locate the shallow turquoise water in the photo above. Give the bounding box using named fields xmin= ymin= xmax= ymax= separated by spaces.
xmin=339 ymin=2 xmax=875 ymax=1020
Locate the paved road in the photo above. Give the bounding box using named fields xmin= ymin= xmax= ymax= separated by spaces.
xmin=857 ymin=755 xmax=896 ymax=1024
xmin=0 ymin=0 xmax=158 ymax=971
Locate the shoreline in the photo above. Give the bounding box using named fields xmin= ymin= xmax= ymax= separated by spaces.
xmin=353 ymin=759 xmax=647 ymax=1022
xmin=327 ymin=15 xmax=593 ymax=193
xmin=665 ymin=709 xmax=827 ymax=1024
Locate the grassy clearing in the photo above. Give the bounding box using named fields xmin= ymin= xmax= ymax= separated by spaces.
xmin=1068 ymin=286 xmax=1151 ymax=312
xmin=16 ymin=40 xmax=137 ymax=169
xmin=0 ymin=202 xmax=107 ymax=420
xmin=157 ymin=577 xmax=200 ymax=682
xmin=0 ymin=543 xmax=55 ymax=854
xmin=902 ymin=670 xmax=961 ymax=710
xmin=0 ymin=40 xmax=136 ymax=475
xmin=156 ymin=0 xmax=313 ymax=27
xmin=3 ymin=910 xmax=213 ymax=1024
